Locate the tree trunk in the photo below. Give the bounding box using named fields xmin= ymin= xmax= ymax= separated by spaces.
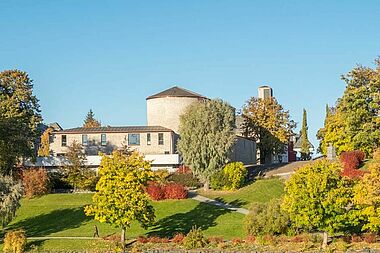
xmin=121 ymin=227 xmax=126 ymax=253
xmin=203 ymin=181 xmax=210 ymax=191
xmin=322 ymin=231 xmax=328 ymax=249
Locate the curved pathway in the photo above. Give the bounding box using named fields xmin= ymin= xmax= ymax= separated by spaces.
xmin=189 ymin=191 xmax=249 ymax=215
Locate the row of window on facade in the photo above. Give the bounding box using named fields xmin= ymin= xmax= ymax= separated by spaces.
xmin=60 ymin=133 xmax=164 ymax=147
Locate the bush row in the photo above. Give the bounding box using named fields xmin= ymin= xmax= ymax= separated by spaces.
xmin=146 ymin=182 xmax=188 ymax=200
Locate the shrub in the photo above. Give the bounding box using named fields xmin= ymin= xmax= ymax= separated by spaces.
xmin=210 ymin=162 xmax=248 ymax=190
xmin=183 ymin=226 xmax=208 ymax=249
xmin=168 ymin=173 xmax=202 ymax=188
xmin=148 ymin=236 xmax=162 ymax=243
xmin=3 ymin=230 xmax=27 ymax=253
xmin=22 ymin=168 xmax=50 ymax=198
xmin=164 ymin=183 xmax=188 ymax=199
xmin=48 ymin=170 xmax=72 ymax=190
xmin=363 ymin=233 xmax=377 ymax=243
xmin=137 ymin=236 xmax=149 ymax=244
xmin=210 ymin=171 xmax=228 ymax=190
xmin=207 ymin=236 xmax=224 ymax=245
xmin=146 ymin=182 xmax=165 ymax=201
xmin=245 ymin=235 xmax=256 ymax=243
xmin=232 ymin=238 xmax=243 ymax=246
xmin=340 ymin=150 xmax=366 ymax=179
xmin=172 ymin=233 xmax=185 ymax=244
xmin=244 ymin=198 xmax=289 ymax=236
xmin=153 ymin=169 xmax=170 ymax=185
xmin=223 ymin=162 xmax=247 ymax=190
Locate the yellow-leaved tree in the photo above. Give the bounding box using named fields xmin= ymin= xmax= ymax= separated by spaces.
xmin=38 ymin=127 xmax=53 ymax=157
xmin=353 ymin=149 xmax=380 ymax=232
xmin=84 ymin=150 xmax=155 ymax=251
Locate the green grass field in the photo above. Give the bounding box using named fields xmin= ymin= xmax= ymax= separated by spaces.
xmin=198 ymin=177 xmax=285 ymax=208
xmin=0 ymin=193 xmax=245 ymax=251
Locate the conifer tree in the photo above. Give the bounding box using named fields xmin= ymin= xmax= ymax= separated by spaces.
xmin=300 ymin=109 xmax=311 ymax=160
xmin=83 ymin=109 xmax=101 ymax=128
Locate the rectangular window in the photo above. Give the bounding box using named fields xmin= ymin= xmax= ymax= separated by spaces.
xmin=101 ymin=134 xmax=107 ymax=146
xmin=61 ymin=135 xmax=67 ymax=147
xmin=158 ymin=133 xmax=164 ymax=145
xmin=147 ymin=133 xmax=151 ymax=145
xmin=82 ymin=134 xmax=88 ymax=146
xmin=128 ymin=133 xmax=140 ymax=145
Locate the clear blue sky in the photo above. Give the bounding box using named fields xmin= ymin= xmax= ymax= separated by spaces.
xmin=1 ymin=1 xmax=379 ymax=150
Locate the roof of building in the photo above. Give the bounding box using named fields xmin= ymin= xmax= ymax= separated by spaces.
xmin=54 ymin=126 xmax=173 ymax=134
xmin=294 ymin=137 xmax=314 ymax=150
xmin=146 ymin=86 xmax=207 ymax=100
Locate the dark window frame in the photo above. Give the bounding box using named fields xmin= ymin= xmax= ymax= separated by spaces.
xmin=101 ymin=134 xmax=107 ymax=146
xmin=61 ymin=135 xmax=67 ymax=147
xmin=147 ymin=133 xmax=151 ymax=145
xmin=158 ymin=133 xmax=164 ymax=145
xmin=128 ymin=133 xmax=140 ymax=146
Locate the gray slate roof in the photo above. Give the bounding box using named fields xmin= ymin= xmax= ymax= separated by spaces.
xmin=55 ymin=126 xmax=173 ymax=134
xmin=146 ymin=86 xmax=206 ymax=100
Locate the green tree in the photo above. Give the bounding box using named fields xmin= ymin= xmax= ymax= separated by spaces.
xmin=281 ymin=160 xmax=360 ymax=248
xmin=353 ymin=149 xmax=380 ymax=232
xmin=318 ymin=58 xmax=380 ymax=157
xmin=242 ymin=97 xmax=295 ymax=164
xmin=300 ymin=109 xmax=311 ymax=160
xmin=63 ymin=141 xmax=97 ymax=191
xmin=37 ymin=127 xmax=53 ymax=157
xmin=177 ymin=99 xmax=236 ymax=190
xmin=83 ymin=109 xmax=101 ymax=128
xmin=0 ymin=70 xmax=42 ymax=175
xmin=0 ymin=175 xmax=23 ymax=231
xmin=85 ymin=150 xmax=155 ymax=251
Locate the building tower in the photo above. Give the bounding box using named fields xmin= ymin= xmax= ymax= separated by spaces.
xmin=258 ymin=85 xmax=273 ymax=99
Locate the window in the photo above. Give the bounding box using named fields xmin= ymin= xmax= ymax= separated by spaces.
xmin=158 ymin=133 xmax=164 ymax=145
xmin=82 ymin=134 xmax=88 ymax=146
xmin=101 ymin=134 xmax=107 ymax=146
xmin=147 ymin=133 xmax=151 ymax=145
xmin=128 ymin=133 xmax=140 ymax=145
xmin=61 ymin=135 xmax=67 ymax=147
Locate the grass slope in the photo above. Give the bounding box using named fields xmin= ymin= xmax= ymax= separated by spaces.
xmin=198 ymin=178 xmax=284 ymax=208
xmin=1 ymin=193 xmax=244 ymax=251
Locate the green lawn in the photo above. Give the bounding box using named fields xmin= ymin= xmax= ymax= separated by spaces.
xmin=1 ymin=193 xmax=245 ymax=251
xmin=198 ymin=177 xmax=285 ymax=208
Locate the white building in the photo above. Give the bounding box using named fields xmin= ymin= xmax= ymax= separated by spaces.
xmin=28 ymin=86 xmax=256 ymax=170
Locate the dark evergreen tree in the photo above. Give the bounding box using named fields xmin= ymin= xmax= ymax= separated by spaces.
xmin=83 ymin=109 xmax=101 ymax=128
xmin=300 ymin=109 xmax=311 ymax=160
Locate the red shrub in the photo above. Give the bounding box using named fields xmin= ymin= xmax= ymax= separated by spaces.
xmin=176 ymin=165 xmax=192 ymax=174
xmin=172 ymin=233 xmax=185 ymax=244
xmin=22 ymin=168 xmax=50 ymax=198
xmin=148 ymin=236 xmax=162 ymax=243
xmin=290 ymin=235 xmax=304 ymax=243
xmin=363 ymin=233 xmax=377 ymax=243
xmin=208 ymin=236 xmax=224 ymax=244
xmin=232 ymin=238 xmax=243 ymax=245
xmin=137 ymin=236 xmax=149 ymax=243
xmin=340 ymin=151 xmax=365 ymax=180
xmin=161 ymin=237 xmax=170 ymax=243
xmin=146 ymin=182 xmax=165 ymax=201
xmin=163 ymin=183 xmax=188 ymax=199
xmin=245 ymin=235 xmax=256 ymax=243
xmin=350 ymin=234 xmax=362 ymax=243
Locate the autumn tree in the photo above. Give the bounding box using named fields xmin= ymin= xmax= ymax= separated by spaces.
xmin=38 ymin=127 xmax=53 ymax=157
xmin=83 ymin=109 xmax=101 ymax=128
xmin=300 ymin=109 xmax=312 ymax=160
xmin=0 ymin=175 xmax=23 ymax=231
xmin=318 ymin=58 xmax=380 ymax=157
xmin=63 ymin=141 xmax=97 ymax=191
xmin=0 ymin=70 xmax=42 ymax=175
xmin=353 ymin=149 xmax=380 ymax=232
xmin=282 ymin=160 xmax=360 ymax=248
xmin=85 ymin=150 xmax=155 ymax=251
xmin=177 ymin=99 xmax=236 ymax=190
xmin=242 ymin=97 xmax=295 ymax=164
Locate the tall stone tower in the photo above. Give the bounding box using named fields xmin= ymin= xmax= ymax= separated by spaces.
xmin=258 ymin=85 xmax=273 ymax=99
xmin=146 ymin=86 xmax=207 ymax=134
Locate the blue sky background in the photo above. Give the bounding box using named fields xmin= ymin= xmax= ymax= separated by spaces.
xmin=1 ymin=0 xmax=379 ymax=151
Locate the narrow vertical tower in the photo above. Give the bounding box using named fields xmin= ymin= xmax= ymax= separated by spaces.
xmin=258 ymin=85 xmax=273 ymax=99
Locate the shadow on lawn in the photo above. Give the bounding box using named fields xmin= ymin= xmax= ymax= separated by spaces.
xmin=148 ymin=200 xmax=244 ymax=238
xmin=9 ymin=207 xmax=90 ymax=237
